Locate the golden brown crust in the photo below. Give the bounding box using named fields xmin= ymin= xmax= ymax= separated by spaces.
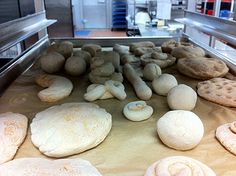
xmin=177 ymin=57 xmax=229 ymax=80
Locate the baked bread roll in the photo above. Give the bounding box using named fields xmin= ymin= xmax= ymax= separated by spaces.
xmin=40 ymin=52 xmax=65 ymax=73
xmin=0 ymin=112 xmax=28 ymax=164
xmin=177 ymin=57 xmax=229 ymax=80
xmin=0 ymin=158 xmax=103 ymax=176
xmin=30 ymin=103 xmax=112 ymax=157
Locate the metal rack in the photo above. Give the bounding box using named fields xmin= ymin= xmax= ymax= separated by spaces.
xmin=0 ymin=11 xmax=56 ymax=93
xmin=176 ymin=10 xmax=236 ymax=72
xmin=112 ymin=0 xmax=127 ymax=30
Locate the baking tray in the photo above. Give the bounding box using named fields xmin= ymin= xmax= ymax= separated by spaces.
xmin=0 ymin=42 xmax=236 ymax=175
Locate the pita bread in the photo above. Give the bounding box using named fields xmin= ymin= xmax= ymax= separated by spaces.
xmin=0 ymin=112 xmax=28 ymax=164
xmin=30 ymin=103 xmax=112 ymax=157
xmin=178 ymin=57 xmax=228 ymax=80
xmin=0 ymin=157 xmax=102 ymax=176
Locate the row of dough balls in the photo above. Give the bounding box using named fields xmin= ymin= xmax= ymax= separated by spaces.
xmin=40 ymin=42 xmax=104 ymax=76
xmin=146 ymin=66 xmax=197 ymax=111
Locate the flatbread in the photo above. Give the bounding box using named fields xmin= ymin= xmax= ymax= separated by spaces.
xmin=177 ymin=57 xmax=229 ymax=80
xmin=197 ymin=78 xmax=236 ymax=107
xmin=0 ymin=157 xmax=102 ymax=176
xmin=216 ymin=122 xmax=236 ymax=156
xmin=30 ymin=103 xmax=112 ymax=157
xmin=0 ymin=112 xmax=28 ymax=164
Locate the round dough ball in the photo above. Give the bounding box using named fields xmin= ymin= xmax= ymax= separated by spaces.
xmin=157 ymin=110 xmax=204 ymax=150
xmin=167 ymin=84 xmax=197 ymax=110
xmin=40 ymin=52 xmax=65 ymax=73
xmin=65 ymin=56 xmax=86 ymax=76
xmin=152 ymin=74 xmax=178 ymax=96
xmin=123 ymin=101 xmax=153 ymax=121
xmin=30 ymin=103 xmax=112 ymax=157
xmin=57 ymin=41 xmax=73 ymax=58
xmin=73 ymin=50 xmax=91 ymax=65
xmin=143 ymin=63 xmax=162 ymax=81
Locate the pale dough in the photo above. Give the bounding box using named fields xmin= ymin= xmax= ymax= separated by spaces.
xmin=152 ymin=74 xmax=178 ymax=96
xmin=30 ymin=103 xmax=112 ymax=157
xmin=35 ymin=74 xmax=73 ymax=102
xmin=0 ymin=112 xmax=28 ymax=164
xmin=105 ymin=80 xmax=126 ymax=100
xmin=0 ymin=157 xmax=103 ymax=176
xmin=216 ymin=121 xmax=236 ymax=155
xmin=145 ymin=156 xmax=216 ymax=176
xmin=84 ymin=85 xmax=106 ymax=101
xmin=87 ymin=84 xmax=114 ymax=100
xmin=157 ymin=110 xmax=204 ymax=150
xmin=123 ymin=101 xmax=153 ymax=121
xmin=167 ymin=84 xmax=197 ymax=111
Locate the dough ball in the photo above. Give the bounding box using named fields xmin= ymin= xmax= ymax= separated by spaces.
xmin=167 ymin=84 xmax=197 ymax=110
xmin=157 ymin=110 xmax=204 ymax=150
xmin=40 ymin=52 xmax=65 ymax=73
xmin=30 ymin=103 xmax=112 ymax=157
xmin=73 ymin=50 xmax=91 ymax=65
xmin=82 ymin=44 xmax=102 ymax=57
xmin=123 ymin=101 xmax=153 ymax=121
xmin=57 ymin=41 xmax=73 ymax=58
xmin=143 ymin=63 xmax=162 ymax=81
xmin=0 ymin=158 xmax=103 ymax=176
xmin=64 ymin=56 xmax=86 ymax=76
xmin=152 ymin=74 xmax=178 ymax=96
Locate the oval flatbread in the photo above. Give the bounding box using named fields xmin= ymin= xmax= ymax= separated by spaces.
xmin=0 ymin=157 xmax=102 ymax=176
xmin=30 ymin=103 xmax=112 ymax=157
xmin=0 ymin=112 xmax=28 ymax=164
xmin=177 ymin=57 xmax=228 ymax=80
xmin=197 ymin=78 xmax=236 ymax=107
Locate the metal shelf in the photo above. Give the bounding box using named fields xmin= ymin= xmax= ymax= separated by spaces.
xmin=0 ymin=11 xmax=56 ymax=53
xmin=175 ymin=11 xmax=236 ymax=47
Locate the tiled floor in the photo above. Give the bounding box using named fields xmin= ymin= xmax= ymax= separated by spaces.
xmin=75 ymin=29 xmax=126 ymax=38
